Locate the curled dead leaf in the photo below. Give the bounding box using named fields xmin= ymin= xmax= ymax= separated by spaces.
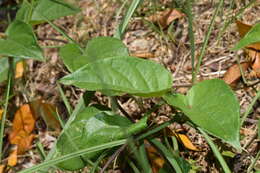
xmin=15 ymin=61 xmax=25 ymax=79
xmin=223 ymin=62 xmax=250 ymax=85
xmin=30 ymin=99 xmax=61 ymax=131
xmin=131 ymin=52 xmax=155 ymax=59
xmin=8 ymin=148 xmax=18 ymax=167
xmin=9 ymin=104 xmax=36 ymax=154
xmin=0 ymin=165 xmax=5 ymax=173
xmin=0 ymin=109 xmax=3 ymax=120
xmin=176 ymin=134 xmax=199 ymax=151
xmin=147 ymin=9 xmax=185 ymax=28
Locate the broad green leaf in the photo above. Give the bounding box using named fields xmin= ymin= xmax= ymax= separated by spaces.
xmin=15 ymin=0 xmax=34 ymax=22
xmin=233 ymin=23 xmax=260 ymax=50
xmin=55 ymin=106 xmax=147 ymax=170
xmin=31 ymin=0 xmax=80 ymax=22
xmin=85 ymin=37 xmax=129 ymax=63
xmin=59 ymin=37 xmax=129 ymax=72
xmin=163 ymin=79 xmax=240 ymax=149
xmin=59 ymin=43 xmax=87 ymax=72
xmin=60 ymin=56 xmax=173 ymax=97
xmin=0 ymin=20 xmax=43 ymax=60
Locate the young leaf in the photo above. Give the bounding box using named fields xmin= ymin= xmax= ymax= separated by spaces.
xmin=163 ymin=79 xmax=241 ymax=149
xmin=233 ymin=23 xmax=260 ymax=50
xmin=60 ymin=37 xmax=129 ymax=72
xmin=60 ymin=56 xmax=173 ymax=97
xmin=0 ymin=20 xmax=43 ymax=60
xmin=31 ymin=0 xmax=80 ymax=22
xmin=15 ymin=0 xmax=33 ymax=22
xmin=54 ymin=106 xmax=147 ymax=170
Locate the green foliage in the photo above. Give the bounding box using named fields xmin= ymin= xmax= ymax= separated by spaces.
xmin=233 ymin=23 xmax=260 ymax=50
xmin=59 ymin=37 xmax=129 ymax=72
xmin=54 ymin=106 xmax=147 ymax=170
xmin=0 ymin=20 xmax=43 ymax=60
xmin=60 ymin=56 xmax=173 ymax=97
xmin=163 ymin=79 xmax=240 ymax=149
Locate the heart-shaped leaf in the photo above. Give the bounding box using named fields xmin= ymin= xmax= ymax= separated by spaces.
xmin=233 ymin=23 xmax=260 ymax=50
xmin=0 ymin=20 xmax=43 ymax=60
xmin=163 ymin=79 xmax=240 ymax=149
xmin=31 ymin=0 xmax=80 ymax=22
xmin=55 ymin=106 xmax=147 ymax=170
xmin=60 ymin=56 xmax=173 ymax=97
xmin=59 ymin=37 xmax=129 ymax=72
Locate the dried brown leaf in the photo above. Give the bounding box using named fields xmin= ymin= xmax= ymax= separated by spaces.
xmin=30 ymin=99 xmax=61 ymax=131
xmin=131 ymin=52 xmax=155 ymax=58
xmin=0 ymin=109 xmax=3 ymax=120
xmin=223 ymin=62 xmax=250 ymax=85
xmin=147 ymin=9 xmax=185 ymax=28
xmin=15 ymin=61 xmax=24 ymax=79
xmin=0 ymin=165 xmax=5 ymax=173
xmin=8 ymin=148 xmax=18 ymax=166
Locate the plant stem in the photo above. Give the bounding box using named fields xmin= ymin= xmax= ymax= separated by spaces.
xmin=247 ymin=150 xmax=260 ymax=173
xmin=184 ymin=0 xmax=196 ymax=84
xmin=198 ymin=128 xmax=231 ymax=173
xmin=241 ymin=89 xmax=260 ymax=126
xmin=0 ymin=59 xmax=12 ymax=160
xmin=194 ymin=0 xmax=224 ymax=83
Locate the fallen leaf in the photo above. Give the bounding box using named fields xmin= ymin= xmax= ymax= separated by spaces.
xmin=236 ymin=21 xmax=260 ymax=77
xmin=165 ymin=128 xmax=199 ymax=151
xmin=223 ymin=62 xmax=250 ymax=85
xmin=146 ymin=143 xmax=165 ymax=173
xmin=131 ymin=52 xmax=155 ymax=58
xmin=147 ymin=9 xmax=185 ymax=28
xmin=176 ymin=134 xmax=199 ymax=151
xmin=15 ymin=61 xmax=24 ymax=79
xmin=8 ymin=148 xmax=18 ymax=166
xmin=0 ymin=109 xmax=3 ymax=120
xmin=0 ymin=165 xmax=5 ymax=173
xmin=30 ymin=99 xmax=61 ymax=131
xmin=9 ymin=104 xmax=36 ymax=154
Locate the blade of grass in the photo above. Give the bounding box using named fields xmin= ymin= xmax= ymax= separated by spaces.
xmin=139 ymin=142 xmax=152 ymax=173
xmin=150 ymin=138 xmax=183 ymax=172
xmin=193 ymin=0 xmax=224 ymax=83
xmin=198 ymin=127 xmax=231 ymax=173
xmin=241 ymin=89 xmax=260 ymax=126
xmin=184 ymin=0 xmax=196 ymax=84
xmin=0 ymin=58 xmax=12 ymax=160
xmin=89 ymin=150 xmax=108 ymax=173
xmin=114 ymin=0 xmax=143 ymax=39
xmin=19 ymin=139 xmax=127 ymax=173
xmin=57 ymin=83 xmax=72 ymax=115
xmin=247 ymin=150 xmax=260 ymax=173
xmin=128 ymin=159 xmax=141 ymax=173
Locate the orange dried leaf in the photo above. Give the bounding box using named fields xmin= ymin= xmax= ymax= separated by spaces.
xmin=0 ymin=109 xmax=3 ymax=120
xmin=15 ymin=61 xmax=24 ymax=79
xmin=251 ymin=52 xmax=260 ymax=77
xmin=146 ymin=144 xmax=165 ymax=173
xmin=9 ymin=104 xmax=36 ymax=154
xmin=30 ymin=99 xmax=61 ymax=131
xmin=223 ymin=62 xmax=250 ymax=85
xmin=148 ymin=9 xmax=185 ymax=28
xmin=177 ymin=134 xmax=199 ymax=151
xmin=0 ymin=165 xmax=5 ymax=173
xmin=131 ymin=52 xmax=155 ymax=58
xmin=8 ymin=148 xmax=18 ymax=166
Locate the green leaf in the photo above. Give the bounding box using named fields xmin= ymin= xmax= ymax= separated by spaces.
xmin=163 ymin=79 xmax=240 ymax=149
xmin=258 ymin=119 xmax=260 ymax=139
xmin=59 ymin=43 xmax=87 ymax=72
xmin=0 ymin=20 xmax=43 ymax=60
xmin=15 ymin=0 xmax=34 ymax=23
xmin=55 ymin=106 xmax=147 ymax=170
xmin=60 ymin=56 xmax=173 ymax=97
xmin=31 ymin=0 xmax=80 ymax=22
xmin=59 ymin=37 xmax=129 ymax=72
xmin=85 ymin=37 xmax=129 ymax=62
xmin=233 ymin=23 xmax=260 ymax=50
